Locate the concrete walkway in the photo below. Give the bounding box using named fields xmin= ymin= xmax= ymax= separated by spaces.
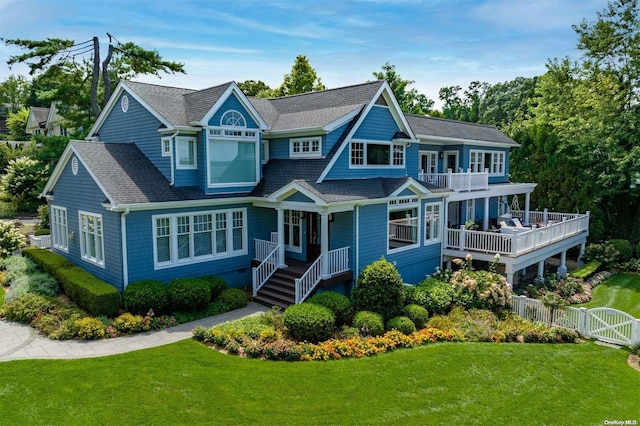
xmin=0 ymin=302 xmax=268 ymax=362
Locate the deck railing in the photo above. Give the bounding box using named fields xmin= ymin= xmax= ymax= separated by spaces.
xmin=252 ymin=239 xmax=280 ymax=296
xmin=295 ymin=246 xmax=350 ymax=303
xmin=254 ymin=238 xmax=278 ymax=262
xmin=418 ymin=168 xmax=489 ymax=192
xmin=445 ymin=211 xmax=589 ymax=256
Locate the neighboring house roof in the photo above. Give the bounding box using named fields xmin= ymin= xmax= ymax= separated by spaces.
xmin=26 ymin=106 xmax=50 ymax=133
xmin=406 ymin=114 xmax=518 ymax=147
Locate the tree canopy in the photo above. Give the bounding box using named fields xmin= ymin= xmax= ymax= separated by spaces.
xmin=0 ymin=75 xmax=30 ymax=117
xmin=274 ymin=55 xmax=325 ymax=97
xmin=372 ymin=63 xmax=435 ymax=115
xmin=2 ymin=35 xmax=185 ymax=137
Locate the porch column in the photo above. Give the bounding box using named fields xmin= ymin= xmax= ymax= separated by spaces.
xmin=578 ymin=242 xmax=586 ymax=268
xmin=537 ymin=260 xmax=545 ymax=280
xmin=505 ymin=264 xmax=515 ymax=287
xmin=320 ymin=212 xmax=330 ymax=278
xmin=446 ymin=259 xmax=452 ymax=270
xmin=276 ymin=208 xmax=287 ymax=268
xmin=483 ymin=197 xmax=489 ymax=231
xmin=524 ymin=193 xmax=531 ymax=226
xmin=558 ymin=251 xmax=567 ymax=278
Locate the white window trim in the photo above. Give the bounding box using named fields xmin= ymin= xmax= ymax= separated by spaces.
xmin=469 ymin=149 xmax=505 ymax=176
xmin=387 ymin=197 xmax=420 ymax=254
xmin=176 ymin=136 xmax=197 ymax=170
xmin=220 ymin=110 xmax=247 ymax=128
xmin=152 ymin=208 xmax=248 ymax=270
xmin=206 ymin=128 xmax=260 ymax=189
xmin=290 ymin=136 xmax=322 ymax=159
xmin=51 ymin=205 xmax=68 ymax=252
xmin=350 ymin=139 xmax=405 ymax=168
xmin=424 ymin=202 xmax=442 ymax=245
xmin=261 ymin=140 xmax=269 ymax=164
xmin=284 ymin=210 xmax=302 ymax=253
xmin=161 ymin=137 xmax=172 ymax=157
xmin=466 ymin=199 xmax=475 ymax=223
xmin=78 ymin=211 xmax=105 ymax=268
xmin=419 ymin=150 xmax=438 ymax=174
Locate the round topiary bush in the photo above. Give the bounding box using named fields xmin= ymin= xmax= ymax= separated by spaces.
xmin=419 ymin=278 xmax=455 ymax=315
xmin=217 ymin=288 xmax=248 ymax=310
xmin=306 ymin=291 xmax=352 ymax=325
xmin=205 ymin=275 xmax=228 ymax=301
xmin=351 ymin=258 xmax=404 ymax=321
xmin=352 ymin=310 xmax=384 ymax=336
xmin=123 ymin=280 xmax=169 ymax=315
xmin=386 ymin=316 xmax=416 ymax=335
xmin=403 ymin=304 xmax=429 ymax=329
xmin=283 ymin=302 xmax=335 ymax=343
xmin=166 ymin=277 xmax=211 ymax=312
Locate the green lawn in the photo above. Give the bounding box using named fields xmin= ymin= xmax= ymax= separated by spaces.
xmin=0 ymin=339 xmax=638 ymax=425
xmin=576 ymin=273 xmax=640 ymax=317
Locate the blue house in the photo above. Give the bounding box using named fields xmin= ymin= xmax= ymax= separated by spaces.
xmin=41 ymin=79 xmax=589 ymax=307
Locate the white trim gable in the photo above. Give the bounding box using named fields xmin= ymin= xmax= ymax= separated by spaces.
xmin=40 ymin=142 xmax=116 ymax=206
xmin=316 ymin=81 xmax=417 ymax=183
xmin=266 ymin=182 xmax=327 ymax=206
xmin=87 ymin=81 xmax=173 ymax=139
xmin=390 ymin=178 xmax=432 ymax=198
xmin=195 ymin=82 xmax=269 ymax=130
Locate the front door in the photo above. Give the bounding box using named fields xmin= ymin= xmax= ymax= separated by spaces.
xmin=445 ymin=151 xmax=458 ymax=172
xmin=306 ymin=213 xmax=322 ymax=261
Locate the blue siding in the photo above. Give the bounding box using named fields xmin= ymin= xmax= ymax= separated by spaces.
xmin=324 ymin=123 xmax=349 ymax=156
xmin=173 ymin=133 xmax=201 ymax=187
xmin=50 ymin=155 xmax=124 ymax=290
xmin=353 ymin=106 xmax=399 ymax=140
xmin=284 ymin=192 xmax=315 ymax=203
xmin=125 ymin=203 xmax=269 ymax=289
xmin=268 ymin=136 xmax=290 ymax=159
xmin=208 ymin=94 xmax=259 ymax=129
xmin=99 ymin=91 xmax=170 ymax=181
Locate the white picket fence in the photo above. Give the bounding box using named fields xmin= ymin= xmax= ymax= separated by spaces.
xmin=510 ymin=295 xmax=640 ymax=346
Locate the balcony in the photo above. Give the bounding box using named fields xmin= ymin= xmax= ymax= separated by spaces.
xmin=418 ymin=169 xmax=489 ymax=192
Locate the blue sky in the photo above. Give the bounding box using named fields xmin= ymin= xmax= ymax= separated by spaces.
xmin=0 ymin=0 xmax=609 ymax=108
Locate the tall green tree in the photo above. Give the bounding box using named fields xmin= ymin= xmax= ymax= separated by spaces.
xmin=479 ymin=76 xmax=538 ymax=129
xmin=372 ymin=63 xmax=435 ymax=115
xmin=6 ymin=107 xmax=29 ymax=141
xmin=238 ymin=79 xmax=273 ymax=97
xmin=0 ymin=75 xmax=30 ymax=116
xmin=439 ymin=81 xmax=488 ymax=122
xmin=274 ymin=55 xmax=325 ymax=97
xmin=2 ymin=35 xmax=185 ymax=136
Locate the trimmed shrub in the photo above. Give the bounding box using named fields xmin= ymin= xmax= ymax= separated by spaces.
xmin=386 ymin=316 xmax=416 ymax=335
xmin=402 ymin=285 xmax=429 ymax=308
xmin=569 ymin=261 xmax=601 ymax=280
xmin=419 ymin=278 xmax=455 ymax=315
xmin=283 ymin=303 xmax=335 ymax=343
xmin=166 ymin=277 xmax=211 ymax=312
xmin=112 ymin=312 xmax=152 ymax=334
xmin=75 ymin=317 xmax=106 ymax=339
xmin=306 ymin=291 xmax=352 ymax=325
xmin=2 ymin=293 xmax=57 ymax=323
xmin=403 ymin=304 xmax=429 ymax=329
xmin=204 ymin=275 xmax=228 ymax=300
xmin=123 ymin=280 xmax=169 ymax=315
xmin=351 ymin=258 xmax=404 ymax=321
xmin=57 ymin=267 xmax=121 ymax=317
xmin=352 ymin=310 xmax=384 ymax=337
xmin=608 ymin=239 xmax=633 ymax=263
xmin=22 ymin=247 xmax=74 ymax=277
xmin=34 ymin=228 xmax=50 ymax=236
xmin=217 ymin=288 xmax=248 ymax=310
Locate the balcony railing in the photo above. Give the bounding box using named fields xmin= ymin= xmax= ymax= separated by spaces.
xmin=418 ymin=168 xmax=489 ymax=192
xmin=445 ymin=211 xmax=589 ymax=257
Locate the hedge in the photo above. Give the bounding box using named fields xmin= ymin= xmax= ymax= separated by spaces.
xmin=22 ymin=247 xmax=121 ymax=317
xmin=569 ymin=261 xmax=602 ymax=280
xmin=56 ymin=267 xmax=121 ymax=317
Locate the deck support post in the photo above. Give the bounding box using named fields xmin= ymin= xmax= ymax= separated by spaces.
xmin=558 ymin=251 xmax=568 ymax=278
xmin=320 ymin=212 xmax=330 ymax=279
xmin=483 ymin=197 xmax=489 ymax=231
xmin=276 ymin=208 xmax=287 ymax=268
xmin=537 ymin=260 xmax=545 ymax=280
xmin=578 ymin=242 xmax=586 ymax=268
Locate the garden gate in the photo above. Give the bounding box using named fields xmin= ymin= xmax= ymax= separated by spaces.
xmin=510 ymin=295 xmax=640 ymax=346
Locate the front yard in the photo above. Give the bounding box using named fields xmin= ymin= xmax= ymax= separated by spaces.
xmin=0 ymin=339 xmax=637 ymax=424
xmin=574 ymin=273 xmax=640 ymax=317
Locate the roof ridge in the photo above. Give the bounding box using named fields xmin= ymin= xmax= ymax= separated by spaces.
xmin=405 ymin=113 xmax=499 ymax=130
xmin=126 ymin=80 xmax=197 ymax=92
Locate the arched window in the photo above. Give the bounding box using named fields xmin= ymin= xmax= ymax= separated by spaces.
xmin=220 ymin=110 xmax=246 ymax=127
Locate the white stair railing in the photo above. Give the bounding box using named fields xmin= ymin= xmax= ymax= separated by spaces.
xmin=295 ymin=247 xmax=350 ymax=303
xmin=252 ymin=244 xmax=280 ymax=297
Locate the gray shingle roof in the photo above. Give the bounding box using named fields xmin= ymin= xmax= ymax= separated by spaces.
xmin=183 ymin=82 xmax=233 ymax=124
xmin=406 ymin=114 xmax=518 ymax=146
xmin=30 ymin=107 xmax=50 ymax=125
xmin=124 ymin=81 xmax=195 ymax=127
xmin=71 ymin=141 xmax=212 ymax=205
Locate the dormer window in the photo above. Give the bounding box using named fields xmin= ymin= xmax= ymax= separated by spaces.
xmin=290 ymin=137 xmax=321 ymax=158
xmin=176 ymin=137 xmax=196 ymax=169
xmin=221 ymin=110 xmax=246 ymax=127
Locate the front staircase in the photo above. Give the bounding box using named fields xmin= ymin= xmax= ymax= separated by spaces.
xmin=252 ymin=264 xmax=302 ymax=309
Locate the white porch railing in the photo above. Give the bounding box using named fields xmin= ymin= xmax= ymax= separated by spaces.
xmin=295 ymin=247 xmax=350 ymax=303
xmin=510 ymin=295 xmax=640 ymax=346
xmin=445 ymin=211 xmax=589 ymax=257
xmin=252 ymin=240 xmax=280 ymax=297
xmin=418 ymin=168 xmax=489 ymax=192
xmin=389 ymin=217 xmax=419 ymax=243
xmin=510 ymin=209 xmax=584 ymax=226
xmin=255 ymin=238 xmax=278 ymax=262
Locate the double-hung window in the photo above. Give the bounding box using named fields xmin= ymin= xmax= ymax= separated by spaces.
xmin=388 ymin=197 xmax=419 ymax=252
xmin=470 ymin=150 xmax=505 ymax=176
xmin=351 ymin=140 xmax=405 ymax=167
xmin=79 ymin=211 xmax=104 ymax=267
xmin=176 ymin=137 xmax=196 ymax=169
xmin=153 ymin=209 xmax=247 ymax=268
xmin=424 ymin=203 xmax=441 ymax=244
xmin=51 ymin=205 xmax=68 ymax=251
